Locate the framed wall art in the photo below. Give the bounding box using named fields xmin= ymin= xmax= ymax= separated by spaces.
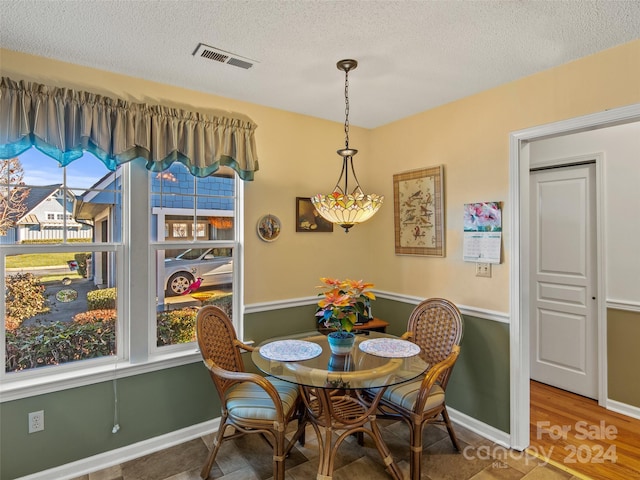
xmin=393 ymin=165 xmax=444 ymax=256
xmin=257 ymin=214 xmax=281 ymax=242
xmin=296 ymin=197 xmax=334 ymax=232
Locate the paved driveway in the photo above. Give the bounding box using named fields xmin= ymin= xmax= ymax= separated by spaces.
xmin=21 ymin=277 xmax=95 ymax=326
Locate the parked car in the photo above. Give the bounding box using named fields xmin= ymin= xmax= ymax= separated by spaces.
xmin=164 ymin=248 xmax=232 ymax=296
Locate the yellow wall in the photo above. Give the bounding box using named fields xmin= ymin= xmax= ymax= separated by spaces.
xmin=2 ymin=40 xmax=639 ymax=310
xmin=2 ymin=40 xmax=640 ymax=478
xmin=367 ymin=40 xmax=640 ymax=312
xmin=0 ymin=48 xmax=375 ymax=304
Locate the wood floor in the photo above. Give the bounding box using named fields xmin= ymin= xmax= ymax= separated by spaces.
xmin=529 ymin=380 xmax=640 ymax=480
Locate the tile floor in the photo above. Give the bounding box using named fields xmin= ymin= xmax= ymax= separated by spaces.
xmin=71 ymin=419 xmax=585 ymax=480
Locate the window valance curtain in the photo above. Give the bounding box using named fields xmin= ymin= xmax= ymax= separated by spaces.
xmin=0 ymin=76 xmax=259 ymax=180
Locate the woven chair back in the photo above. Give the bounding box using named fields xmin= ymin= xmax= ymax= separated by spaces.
xmin=407 ymin=298 xmax=463 ymax=387
xmin=196 ymin=305 xmax=245 ymax=394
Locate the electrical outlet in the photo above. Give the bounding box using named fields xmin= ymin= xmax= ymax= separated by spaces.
xmin=28 ymin=410 xmax=44 ymax=433
xmin=476 ymin=262 xmax=491 ymax=278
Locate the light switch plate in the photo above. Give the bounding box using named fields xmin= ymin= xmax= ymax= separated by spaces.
xmin=476 ymin=263 xmax=491 ymax=278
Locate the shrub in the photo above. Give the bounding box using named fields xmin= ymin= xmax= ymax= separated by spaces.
xmin=4 ymin=273 xmax=49 ymax=329
xmin=5 ymin=316 xmax=21 ymax=332
xmin=202 ymin=293 xmax=233 ymax=317
xmin=73 ymin=309 xmax=117 ymax=325
xmin=155 ymin=295 xmax=232 ymax=347
xmin=157 ymin=307 xmax=199 ymax=346
xmin=5 ymin=319 xmax=116 ymax=372
xmin=87 ymin=288 xmax=117 ymax=310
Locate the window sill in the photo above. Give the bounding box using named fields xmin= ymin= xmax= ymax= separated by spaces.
xmin=0 ymin=349 xmax=204 ymax=403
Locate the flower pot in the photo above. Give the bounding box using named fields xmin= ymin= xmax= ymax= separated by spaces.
xmin=327 ymin=331 xmax=356 ymax=355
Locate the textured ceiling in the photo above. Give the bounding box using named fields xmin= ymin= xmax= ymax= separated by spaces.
xmin=1 ymin=0 xmax=639 ymax=128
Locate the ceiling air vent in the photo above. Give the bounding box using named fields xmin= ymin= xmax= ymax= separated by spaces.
xmin=193 ymin=43 xmax=256 ymax=70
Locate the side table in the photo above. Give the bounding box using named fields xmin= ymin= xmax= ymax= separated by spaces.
xmin=318 ymin=317 xmax=389 ymax=334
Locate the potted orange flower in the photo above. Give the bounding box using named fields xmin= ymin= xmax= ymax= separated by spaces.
xmin=316 ymin=277 xmax=375 ymax=354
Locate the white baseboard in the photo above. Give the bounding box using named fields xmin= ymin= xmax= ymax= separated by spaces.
xmin=447 ymin=406 xmax=511 ymax=448
xmin=16 ymin=419 xmax=220 ymax=480
xmin=606 ymin=398 xmax=640 ymax=420
xmin=18 ymin=407 xmax=513 ymax=479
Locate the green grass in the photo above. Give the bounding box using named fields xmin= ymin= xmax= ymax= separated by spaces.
xmin=6 ymin=253 xmax=87 ymax=269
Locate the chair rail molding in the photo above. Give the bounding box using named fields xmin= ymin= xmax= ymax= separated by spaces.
xmin=245 ymin=290 xmax=510 ymax=324
xmin=606 ymin=299 xmax=640 ymax=313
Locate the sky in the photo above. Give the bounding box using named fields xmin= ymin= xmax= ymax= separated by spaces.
xmin=18 ymin=147 xmax=110 ymax=190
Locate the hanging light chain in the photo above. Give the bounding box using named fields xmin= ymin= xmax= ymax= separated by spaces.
xmin=311 ymin=59 xmax=384 ymax=233
xmin=343 ymin=67 xmax=350 ymax=149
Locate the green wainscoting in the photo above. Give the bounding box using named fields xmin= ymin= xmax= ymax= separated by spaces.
xmin=1 ymin=299 xmax=511 ymax=478
xmin=608 ymin=308 xmax=640 ymax=408
xmin=0 ymin=363 xmax=219 ymax=479
xmin=340 ymin=298 xmax=510 ymax=433
xmin=243 ymin=299 xmax=511 ymax=433
xmin=445 ymin=315 xmax=511 ymax=432
xmin=365 ymin=299 xmax=511 ymax=433
xmin=243 ymin=304 xmax=318 ymax=341
xmin=365 ymin=299 xmax=416 ymax=337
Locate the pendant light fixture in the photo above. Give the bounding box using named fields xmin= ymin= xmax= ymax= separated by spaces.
xmin=311 ymin=59 xmax=384 ymax=233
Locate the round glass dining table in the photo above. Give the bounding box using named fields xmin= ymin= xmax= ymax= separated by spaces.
xmin=252 ymin=330 xmax=429 ymax=480
xmin=252 ymin=330 xmax=428 ymax=389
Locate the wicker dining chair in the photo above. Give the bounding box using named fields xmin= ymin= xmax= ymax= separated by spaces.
xmin=196 ymin=306 xmax=306 ymax=480
xmin=370 ymin=298 xmax=464 ymax=480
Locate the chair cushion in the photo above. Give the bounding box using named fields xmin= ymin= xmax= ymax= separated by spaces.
xmin=381 ymin=381 xmax=445 ymax=412
xmin=226 ymin=376 xmax=298 ymax=421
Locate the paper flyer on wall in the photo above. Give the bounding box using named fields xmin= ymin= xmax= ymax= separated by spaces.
xmin=463 ymin=202 xmax=502 ymax=263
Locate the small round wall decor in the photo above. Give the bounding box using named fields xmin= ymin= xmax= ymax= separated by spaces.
xmin=257 ymin=214 xmax=281 ymax=242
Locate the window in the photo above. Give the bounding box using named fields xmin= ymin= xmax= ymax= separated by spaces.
xmin=2 ymin=150 xmax=242 ymax=390
xmin=0 ymin=76 xmax=253 ymax=396
xmin=151 ymin=163 xmax=237 ymax=351
xmin=172 ymin=222 xmax=189 ymax=238
xmin=2 ymin=149 xmax=122 ymax=377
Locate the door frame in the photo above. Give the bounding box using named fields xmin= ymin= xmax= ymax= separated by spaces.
xmin=508 ymin=103 xmax=640 ymax=450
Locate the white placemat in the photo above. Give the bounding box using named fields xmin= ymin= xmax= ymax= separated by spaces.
xmin=359 ymin=338 xmax=421 ymax=358
xmin=260 ymin=340 xmax=323 ymax=362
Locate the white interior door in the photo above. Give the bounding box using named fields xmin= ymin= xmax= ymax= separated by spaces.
xmin=530 ymin=163 xmax=598 ymax=399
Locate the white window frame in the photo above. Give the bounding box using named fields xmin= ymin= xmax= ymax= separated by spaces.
xmin=0 ymin=158 xmax=244 ymax=402
xmin=1 ymin=154 xmax=127 ymax=400
xmin=150 ymin=240 xmax=238 ymax=356
xmin=149 ymin=169 xmax=242 ymax=355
